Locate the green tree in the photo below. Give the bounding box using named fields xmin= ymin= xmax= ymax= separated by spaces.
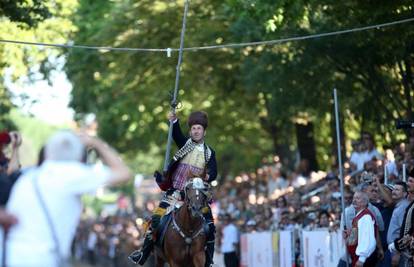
xmin=0 ymin=0 xmax=50 ymax=27
xmin=66 ymin=0 xmax=270 ymax=178
xmin=0 ymin=0 xmax=77 ymax=128
xmin=222 ymin=0 xmax=414 ymax=168
xmin=66 ymin=0 xmax=414 ymax=177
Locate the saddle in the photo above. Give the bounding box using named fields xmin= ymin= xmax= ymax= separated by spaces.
xmin=155 ymin=211 xmax=173 ymax=248
xmin=154 ymin=191 xmax=184 ymax=247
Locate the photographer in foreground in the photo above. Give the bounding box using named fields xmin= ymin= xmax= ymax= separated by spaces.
xmin=3 ymin=130 xmax=131 ymax=267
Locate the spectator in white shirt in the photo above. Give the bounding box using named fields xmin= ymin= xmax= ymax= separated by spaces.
xmin=350 ymin=133 xmax=383 ymax=172
xmin=221 ymin=214 xmax=239 ymax=267
xmin=361 ymin=132 xmax=382 ymax=162
xmin=350 ymin=141 xmax=367 ymax=171
xmin=2 ymin=131 xmax=131 ymax=267
xmin=384 ymin=149 xmax=398 ymax=180
xmin=345 ymin=191 xmax=377 ymax=267
xmin=267 ymin=167 xmax=288 ymax=198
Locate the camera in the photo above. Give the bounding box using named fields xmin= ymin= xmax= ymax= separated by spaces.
xmin=396 ymin=119 xmax=414 ymax=129
xmin=0 ymin=131 xmax=21 ymax=146
xmin=0 ymin=131 xmax=11 ymax=144
xmin=360 ymin=171 xmax=374 ymax=184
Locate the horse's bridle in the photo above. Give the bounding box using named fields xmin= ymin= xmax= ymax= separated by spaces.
xmin=171 ymin=212 xmax=205 ymax=245
xmin=184 ymin=178 xmax=210 ymax=217
xmin=171 ymin=178 xmax=210 ymax=245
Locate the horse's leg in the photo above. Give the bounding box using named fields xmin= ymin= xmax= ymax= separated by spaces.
xmin=192 ymin=251 xmax=205 ymax=267
xmin=168 ymin=260 xmax=180 ymax=267
xmin=154 ymin=251 xmax=165 ymax=267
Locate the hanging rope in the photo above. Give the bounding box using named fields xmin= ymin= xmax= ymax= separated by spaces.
xmin=163 ymin=0 xmax=190 ymax=171
xmin=0 ymin=17 xmax=413 ymax=53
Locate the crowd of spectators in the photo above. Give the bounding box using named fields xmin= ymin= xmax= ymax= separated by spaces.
xmin=214 ymin=131 xmax=414 ymax=232
xmin=72 ymin=215 xmax=143 ymax=267
xmin=213 ymin=130 xmax=414 ymax=266
xmin=67 ymin=130 xmax=414 ymax=267
xmin=1 ymin=128 xmax=414 ymax=267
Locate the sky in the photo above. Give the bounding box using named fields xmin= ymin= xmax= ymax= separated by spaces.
xmin=7 ymin=69 xmax=74 ymax=126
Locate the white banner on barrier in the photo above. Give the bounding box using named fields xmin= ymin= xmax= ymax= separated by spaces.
xmin=302 ymin=230 xmax=345 ymax=267
xmin=303 ymin=230 xmax=330 ymax=267
xmin=240 ymin=234 xmax=248 ymax=267
xmin=272 ymin=232 xmax=280 ymax=267
xmin=279 ymin=231 xmax=293 ymax=267
xmin=329 ymin=231 xmax=346 ymax=265
xmin=248 ymin=232 xmax=273 ymax=267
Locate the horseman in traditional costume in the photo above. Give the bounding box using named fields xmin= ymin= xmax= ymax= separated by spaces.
xmin=129 ymin=111 xmax=217 ymax=267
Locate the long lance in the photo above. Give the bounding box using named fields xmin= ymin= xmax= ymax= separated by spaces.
xmin=334 ymin=88 xmax=349 ymax=267
xmin=163 ymin=0 xmax=190 ymax=171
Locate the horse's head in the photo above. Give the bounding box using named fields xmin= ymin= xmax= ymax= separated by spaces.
xmin=184 ymin=178 xmax=210 ymax=218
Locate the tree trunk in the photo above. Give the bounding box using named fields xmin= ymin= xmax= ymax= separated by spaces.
xmin=295 ymin=122 xmax=319 ymax=173
xmin=259 ymin=117 xmax=279 ymax=154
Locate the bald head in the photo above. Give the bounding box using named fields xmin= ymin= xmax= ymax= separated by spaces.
xmin=45 ymin=131 xmax=85 ymax=162
xmin=353 ymin=191 xmax=369 ymax=211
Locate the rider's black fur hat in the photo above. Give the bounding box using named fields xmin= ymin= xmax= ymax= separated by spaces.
xmin=188 ymin=111 xmax=208 ymax=129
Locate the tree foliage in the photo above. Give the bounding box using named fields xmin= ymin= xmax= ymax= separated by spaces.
xmin=0 ymin=0 xmax=77 ymax=129
xmin=0 ymin=0 xmax=51 ymax=27
xmin=66 ymin=0 xmax=269 ymax=176
xmin=222 ymin=0 xmax=414 ymax=167
xmin=66 ymin=0 xmax=414 ymax=177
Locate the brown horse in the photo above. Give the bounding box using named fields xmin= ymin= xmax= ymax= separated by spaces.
xmin=154 ymin=178 xmax=210 ymax=267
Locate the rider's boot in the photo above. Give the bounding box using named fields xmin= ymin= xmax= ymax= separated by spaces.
xmin=205 ymin=240 xmax=215 ymax=267
xmin=204 ymin=219 xmax=216 ymax=267
xmin=128 ymin=232 xmax=154 ymax=265
xmin=202 ymin=206 xmax=216 ymax=267
xmin=128 ymin=206 xmax=167 ymax=265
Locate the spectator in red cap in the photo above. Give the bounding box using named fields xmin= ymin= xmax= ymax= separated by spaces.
xmin=0 ymin=131 xmax=11 ymax=170
xmin=0 ymin=131 xmax=22 ymax=206
xmin=0 ymin=131 xmax=22 ymax=175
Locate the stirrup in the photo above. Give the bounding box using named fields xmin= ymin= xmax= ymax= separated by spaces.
xmin=128 ymin=250 xmax=143 ymax=264
xmin=128 ymin=233 xmax=153 ymax=265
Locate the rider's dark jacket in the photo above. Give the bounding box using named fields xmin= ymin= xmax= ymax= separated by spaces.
xmin=155 ymin=119 xmax=217 ymax=191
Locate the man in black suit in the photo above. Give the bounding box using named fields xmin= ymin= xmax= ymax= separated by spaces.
xmin=130 ymin=111 xmax=217 ymax=267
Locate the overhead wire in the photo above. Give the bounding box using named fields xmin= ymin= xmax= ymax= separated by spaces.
xmin=0 ymin=17 xmax=412 ymax=53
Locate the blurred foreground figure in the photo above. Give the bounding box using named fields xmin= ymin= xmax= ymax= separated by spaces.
xmin=0 ymin=208 xmax=17 ymax=230
xmin=2 ymin=131 xmax=131 ymax=267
